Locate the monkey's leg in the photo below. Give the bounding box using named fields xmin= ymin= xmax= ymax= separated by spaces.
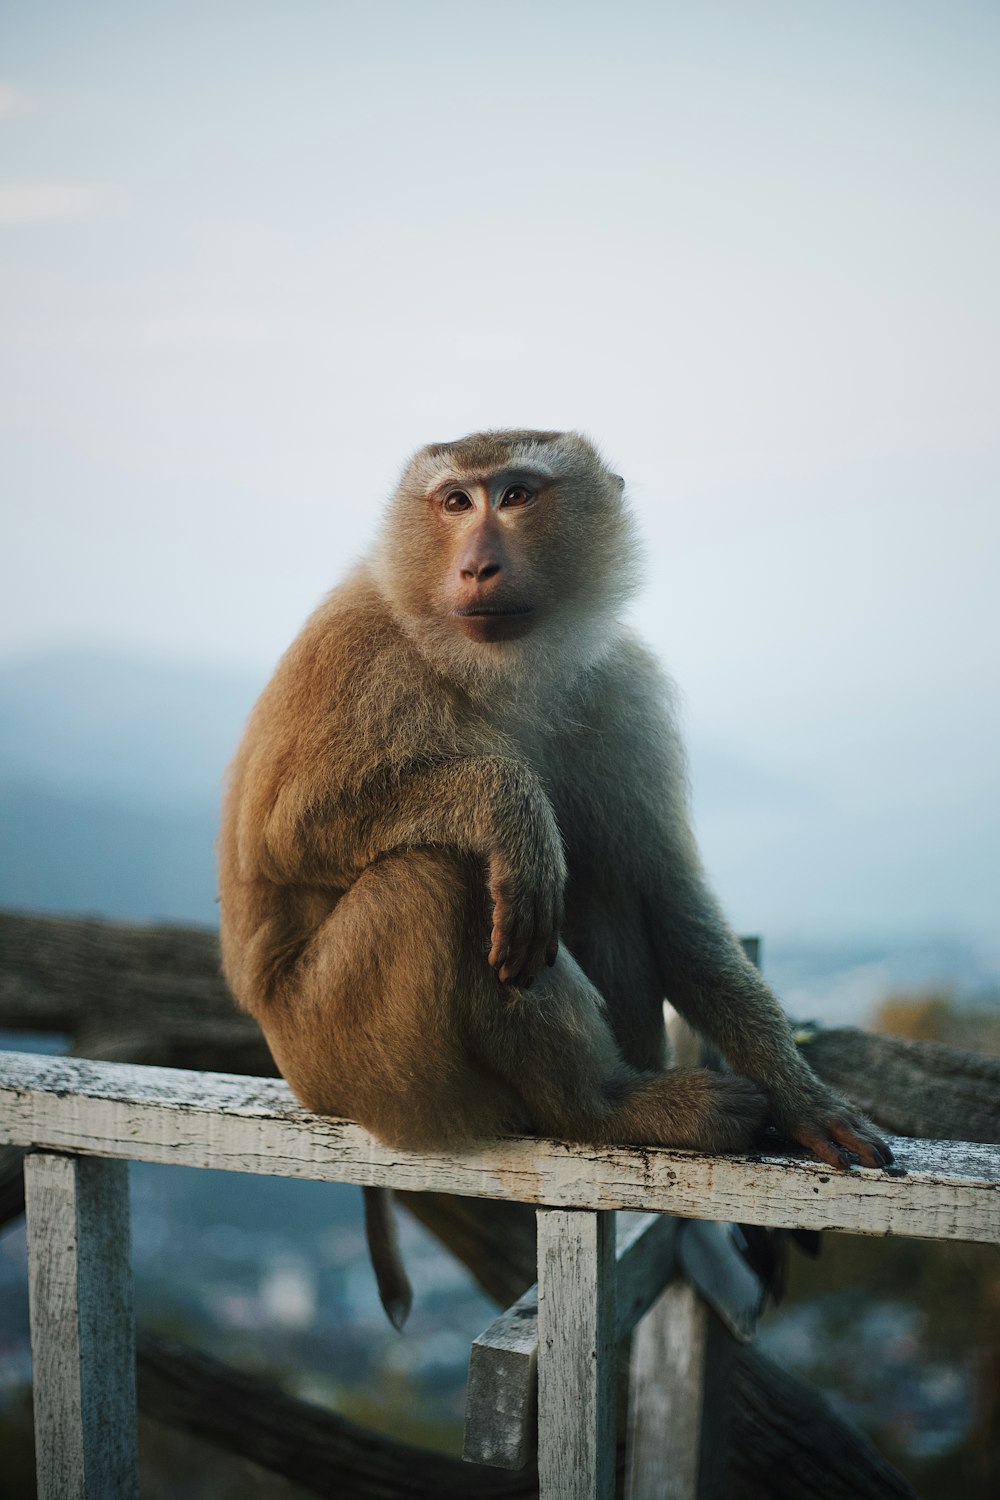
xmin=562 ymin=891 xmax=670 ymax=1072
xmin=472 ymin=946 xmax=767 ymax=1154
xmin=258 ymin=848 xmax=530 ymax=1151
xmin=261 ymin=848 xmax=763 ymax=1156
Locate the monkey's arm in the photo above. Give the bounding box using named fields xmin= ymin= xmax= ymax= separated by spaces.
xmin=644 ymin=866 xmax=893 ymax=1169
xmin=256 ymin=755 xmax=565 ymax=986
xmin=569 ymin=637 xmax=893 ymax=1170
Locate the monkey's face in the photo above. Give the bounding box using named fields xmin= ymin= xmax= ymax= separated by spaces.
xmin=433 ymin=469 xmax=551 ymax=644
xmin=378 ymin=430 xmax=640 ymax=678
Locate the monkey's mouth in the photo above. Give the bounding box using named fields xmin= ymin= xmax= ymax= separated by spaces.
xmin=454 ymin=605 xmax=534 ymax=618
xmin=452 ymin=605 xmax=536 ymax=642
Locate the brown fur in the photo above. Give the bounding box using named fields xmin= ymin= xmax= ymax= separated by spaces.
xmin=219 ymin=429 xmax=891 ymax=1172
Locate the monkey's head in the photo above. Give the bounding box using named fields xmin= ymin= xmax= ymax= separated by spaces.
xmin=374 ymin=429 xmax=641 ymax=694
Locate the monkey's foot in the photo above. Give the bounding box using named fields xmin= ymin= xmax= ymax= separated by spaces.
xmin=777 ymin=1090 xmax=895 ymax=1171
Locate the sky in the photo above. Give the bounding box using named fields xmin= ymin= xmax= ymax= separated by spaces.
xmin=1 ymin=0 xmax=998 ymax=946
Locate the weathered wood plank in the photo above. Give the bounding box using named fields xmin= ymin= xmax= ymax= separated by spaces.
xmin=626 ymin=1220 xmax=762 ymax=1500
xmin=130 ymin=1325 xmax=919 ymax=1500
xmin=24 ymin=1152 xmax=137 ymax=1500
xmin=1 ymin=1052 xmax=997 ymax=1242
xmin=464 ymin=1214 xmax=678 ymax=1470
xmin=537 ymin=1210 xmax=617 ymax=1500
xmin=464 ymin=1282 xmax=539 ymax=1470
xmin=6 ymin=909 xmax=999 ymax=1148
xmin=137 ymin=1332 xmax=537 ymax=1499
xmin=626 ymin=1280 xmax=736 ymax=1500
xmin=626 ymin=1280 xmax=704 ymax=1500
xmin=614 ymin=1212 xmax=681 ymax=1337
xmin=631 ymin=938 xmax=757 ymax=1499
xmin=675 ymin=1219 xmax=764 ymax=1343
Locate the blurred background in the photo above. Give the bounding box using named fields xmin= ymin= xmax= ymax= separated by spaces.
xmin=1 ymin=3 xmax=998 ymax=1496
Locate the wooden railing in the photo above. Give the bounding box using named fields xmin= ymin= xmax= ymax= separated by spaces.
xmin=2 ymin=1046 xmax=998 ymax=1500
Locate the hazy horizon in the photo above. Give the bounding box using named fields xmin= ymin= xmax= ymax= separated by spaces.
xmin=2 ymin=2 xmax=998 ymax=961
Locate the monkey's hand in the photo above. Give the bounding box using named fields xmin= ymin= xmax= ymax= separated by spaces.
xmin=487 ymin=850 xmax=564 ymax=987
xmin=773 ymin=1081 xmax=895 ymax=1171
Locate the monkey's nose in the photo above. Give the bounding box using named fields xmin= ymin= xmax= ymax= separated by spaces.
xmin=459 ymin=555 xmax=502 ymax=582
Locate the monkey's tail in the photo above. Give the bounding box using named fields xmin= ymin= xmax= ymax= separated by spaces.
xmin=363 ymin=1186 xmax=413 ymax=1330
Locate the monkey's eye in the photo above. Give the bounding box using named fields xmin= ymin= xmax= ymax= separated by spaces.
xmin=500 ymin=485 xmax=533 ymax=507
xmin=443 ymin=491 xmax=472 ymax=512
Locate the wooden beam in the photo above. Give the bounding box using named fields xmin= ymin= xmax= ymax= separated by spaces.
xmin=1 ymin=1051 xmax=997 ymax=1242
xmin=127 ymin=1327 xmax=920 ymax=1500
xmin=464 ymin=1280 xmax=540 ymax=1471
xmin=675 ymin=1219 xmax=764 ymax=1343
xmin=614 ymin=1212 xmax=682 ymax=1336
xmin=24 ymin=1152 xmax=137 ymax=1500
xmin=537 ymin=1209 xmax=617 ymax=1500
xmin=465 ymin=1214 xmax=678 ymax=1470
xmin=5 ymin=909 xmax=999 ymax=1148
xmin=626 ymin=1279 xmax=736 ymax=1500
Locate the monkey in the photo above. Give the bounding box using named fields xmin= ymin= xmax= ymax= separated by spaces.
xmin=218 ymin=429 xmax=892 ymax=1317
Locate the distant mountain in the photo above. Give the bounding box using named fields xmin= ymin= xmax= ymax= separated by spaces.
xmin=0 ymin=778 xmax=220 ymax=924
xmin=0 ymin=650 xmax=260 ymax=924
xmin=0 ymin=650 xmax=259 ymax=808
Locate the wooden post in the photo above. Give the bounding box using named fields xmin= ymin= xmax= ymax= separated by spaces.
xmin=464 ymin=1213 xmax=678 ymax=1471
xmin=625 ymin=1280 xmax=734 ymax=1500
xmin=537 ymin=1208 xmax=617 ymax=1500
xmin=626 ymin=939 xmax=764 ymax=1500
xmin=24 ymin=1152 xmax=138 ymax=1500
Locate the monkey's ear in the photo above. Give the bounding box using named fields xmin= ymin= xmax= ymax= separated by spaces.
xmin=611 ymin=473 xmax=625 ymax=491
